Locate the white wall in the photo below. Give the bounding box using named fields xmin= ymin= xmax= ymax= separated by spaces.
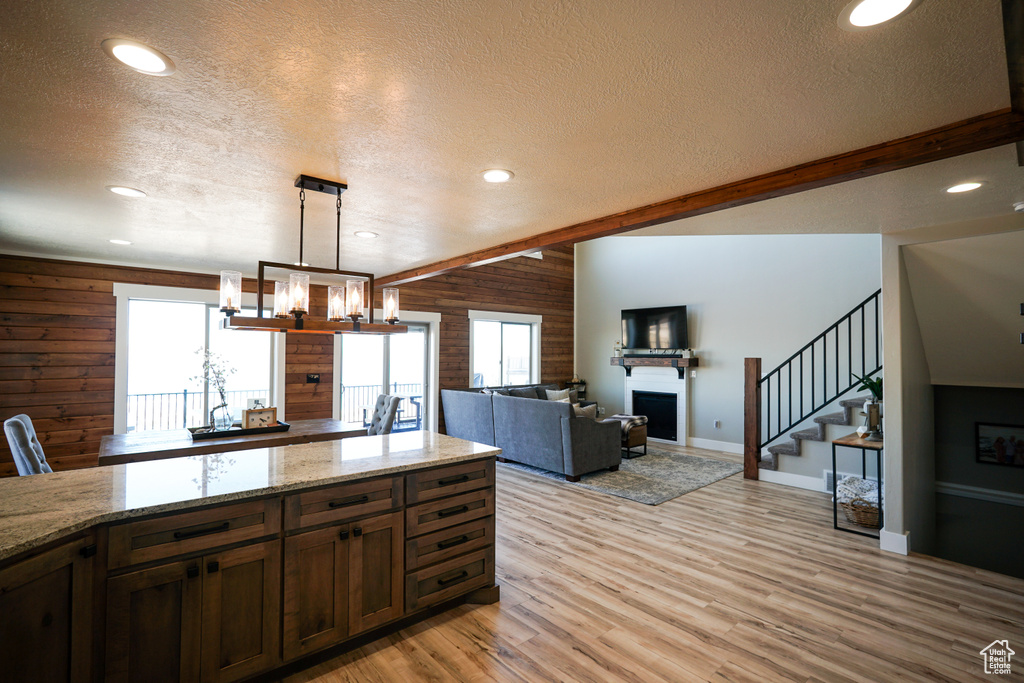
xmin=575 ymin=234 xmax=882 ymax=453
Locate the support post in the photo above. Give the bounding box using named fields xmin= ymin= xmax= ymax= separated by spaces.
xmin=744 ymin=358 xmax=762 ymax=480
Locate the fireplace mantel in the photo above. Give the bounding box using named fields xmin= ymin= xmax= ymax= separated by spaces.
xmin=611 ymin=356 xmax=699 ymax=379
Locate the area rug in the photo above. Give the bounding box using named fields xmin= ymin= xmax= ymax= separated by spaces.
xmin=498 ymin=448 xmax=742 ymax=505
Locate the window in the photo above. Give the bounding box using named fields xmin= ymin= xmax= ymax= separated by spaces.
xmin=468 ymin=311 xmax=542 ymax=387
xmin=114 ymin=285 xmax=283 ymax=434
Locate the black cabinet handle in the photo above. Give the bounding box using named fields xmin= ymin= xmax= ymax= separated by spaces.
xmin=437 ymin=570 xmax=469 ymax=587
xmin=339 ymin=529 xmax=350 ymax=540
xmin=353 ymin=527 xmax=362 ymax=537
xmin=207 ymin=561 xmax=219 ymax=573
xmin=79 ymin=544 xmax=97 ymax=558
xmin=329 ymin=495 xmax=369 ymax=509
xmin=438 ymin=474 xmax=470 ymax=487
xmin=437 ymin=505 xmax=469 ymax=519
xmin=186 ymin=565 xmax=199 ymax=579
xmin=437 ymin=535 xmax=469 ymax=550
xmin=173 ymin=521 xmax=230 ymax=540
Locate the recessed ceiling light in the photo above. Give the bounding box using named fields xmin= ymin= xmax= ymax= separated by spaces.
xmin=294 ymin=262 xmax=310 ymax=267
xmin=106 ymin=185 xmax=147 ymax=198
xmin=101 ymin=38 xmax=176 ymax=76
xmin=354 ymin=231 xmax=379 ymax=239
xmin=109 ymin=239 xmax=133 ymax=246
xmin=946 ymin=182 xmax=983 ymax=194
xmin=838 ymin=0 xmax=920 ymax=31
xmin=482 ymin=169 xmax=514 ymax=183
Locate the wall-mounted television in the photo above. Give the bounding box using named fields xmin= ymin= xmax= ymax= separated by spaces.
xmin=621 ymin=305 xmax=688 ymax=350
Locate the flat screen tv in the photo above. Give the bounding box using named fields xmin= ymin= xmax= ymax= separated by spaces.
xmin=621 ymin=305 xmax=688 ymax=350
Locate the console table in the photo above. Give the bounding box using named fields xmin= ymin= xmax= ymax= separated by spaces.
xmin=831 ymin=432 xmax=883 ymax=539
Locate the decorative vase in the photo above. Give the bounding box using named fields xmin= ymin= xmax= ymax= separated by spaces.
xmin=210 ymin=403 xmax=232 ymax=431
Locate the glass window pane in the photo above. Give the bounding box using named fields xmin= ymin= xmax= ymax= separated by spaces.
xmin=208 ymin=307 xmax=272 ymax=422
xmin=472 ymin=320 xmax=501 ymax=387
xmin=501 ymin=323 xmax=532 ymax=386
xmin=388 ymin=325 xmax=426 ymax=431
xmin=340 ymin=335 xmax=384 ymax=423
xmin=126 ymin=300 xmax=206 ymax=432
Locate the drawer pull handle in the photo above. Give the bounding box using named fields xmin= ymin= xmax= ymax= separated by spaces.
xmin=353 ymin=527 xmax=362 ymax=537
xmin=437 ymin=570 xmax=469 ymax=587
xmin=437 ymin=535 xmax=470 ymax=550
xmin=437 ymin=505 xmax=469 ymax=519
xmin=173 ymin=521 xmax=230 ymax=540
xmin=329 ymin=495 xmax=369 ymax=509
xmin=339 ymin=529 xmax=350 ymax=540
xmin=207 ymin=561 xmax=219 ymax=574
xmin=186 ymin=565 xmax=199 ymax=579
xmin=79 ymin=544 xmax=97 ymax=558
xmin=438 ymin=474 xmax=470 ymax=487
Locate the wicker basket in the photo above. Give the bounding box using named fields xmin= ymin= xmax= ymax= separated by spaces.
xmin=840 ymin=498 xmax=880 ymax=529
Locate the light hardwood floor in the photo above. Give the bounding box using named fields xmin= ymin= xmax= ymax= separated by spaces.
xmin=286 ymin=446 xmax=1024 ymax=682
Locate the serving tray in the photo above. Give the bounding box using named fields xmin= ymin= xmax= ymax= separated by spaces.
xmin=187 ymin=421 xmax=291 ymax=440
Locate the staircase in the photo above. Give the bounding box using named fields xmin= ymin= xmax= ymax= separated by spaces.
xmin=744 ymin=290 xmax=882 ymax=478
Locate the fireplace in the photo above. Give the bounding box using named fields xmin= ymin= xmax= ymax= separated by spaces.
xmin=632 ymin=390 xmax=678 ymax=441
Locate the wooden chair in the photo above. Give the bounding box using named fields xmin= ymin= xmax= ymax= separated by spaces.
xmin=3 ymin=414 xmax=54 ymax=475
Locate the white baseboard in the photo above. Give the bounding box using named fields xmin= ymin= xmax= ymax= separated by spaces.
xmin=935 ymin=481 xmax=1024 ymax=507
xmin=687 ymin=437 xmax=743 ymax=454
xmin=756 ymin=469 xmax=824 ymax=492
xmin=879 ymin=529 xmax=909 ymax=555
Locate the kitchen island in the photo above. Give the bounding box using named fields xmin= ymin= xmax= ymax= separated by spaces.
xmin=0 ymin=431 xmax=500 ymax=683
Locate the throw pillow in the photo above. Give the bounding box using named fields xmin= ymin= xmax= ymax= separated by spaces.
xmin=574 ymin=403 xmax=598 ymax=419
xmin=545 ymin=388 xmax=579 ymax=403
xmin=508 ymin=387 xmax=539 ymax=399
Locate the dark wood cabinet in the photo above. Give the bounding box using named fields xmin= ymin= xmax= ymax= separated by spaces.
xmin=105 ymin=558 xmax=202 ymax=683
xmin=0 ymin=535 xmax=96 ymax=683
xmin=283 ymin=526 xmax=350 ymax=661
xmin=105 ymin=540 xmax=280 ymax=683
xmin=201 ymin=541 xmax=281 ymax=683
xmin=348 ymin=511 xmax=404 ymax=635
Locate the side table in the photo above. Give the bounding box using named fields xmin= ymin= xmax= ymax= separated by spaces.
xmin=831 ymin=432 xmax=883 ymax=539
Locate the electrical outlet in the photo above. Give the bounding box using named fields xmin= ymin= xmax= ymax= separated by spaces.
xmin=598 ymin=407 xmax=605 ymax=416
xmin=306 ymin=373 xmax=320 ymax=384
xmin=690 ymin=370 xmax=696 ymax=378
xmin=713 ymin=420 xmax=721 ymax=429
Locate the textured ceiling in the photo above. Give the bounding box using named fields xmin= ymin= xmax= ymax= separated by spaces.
xmin=0 ymin=0 xmax=1012 ymax=276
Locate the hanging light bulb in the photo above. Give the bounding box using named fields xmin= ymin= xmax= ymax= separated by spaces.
xmin=273 ymin=281 xmax=290 ymax=318
xmin=289 ymin=272 xmax=309 ymax=317
xmin=383 ymin=287 xmax=400 ymax=324
xmin=219 ymin=271 xmax=241 ymax=315
xmin=346 ymin=280 xmax=364 ymax=321
xmin=328 ymin=285 xmax=345 ymax=322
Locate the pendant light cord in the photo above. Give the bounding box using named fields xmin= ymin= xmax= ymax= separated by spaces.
xmin=336 ymin=192 xmax=342 ymax=270
xmin=298 ymin=188 xmax=306 ymax=266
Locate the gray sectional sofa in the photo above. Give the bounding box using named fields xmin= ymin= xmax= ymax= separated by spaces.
xmin=441 ymin=384 xmax=621 ymax=481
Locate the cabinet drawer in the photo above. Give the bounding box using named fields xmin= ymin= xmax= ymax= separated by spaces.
xmin=405 ymin=487 xmax=494 ymax=538
xmin=108 ymin=499 xmax=281 ymax=570
xmin=405 ymin=547 xmax=494 ymax=612
xmin=405 ymin=517 xmax=494 ymax=571
xmin=405 ymin=459 xmax=494 ymax=504
xmin=284 ymin=476 xmax=402 ymax=531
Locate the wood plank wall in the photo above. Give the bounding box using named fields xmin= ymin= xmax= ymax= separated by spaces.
xmin=0 ymin=247 xmax=573 ymax=475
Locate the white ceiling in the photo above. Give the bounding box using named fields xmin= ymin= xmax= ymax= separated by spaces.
xmin=904 ymin=229 xmax=1024 ymax=388
xmin=0 ymin=0 xmax=1014 ymax=277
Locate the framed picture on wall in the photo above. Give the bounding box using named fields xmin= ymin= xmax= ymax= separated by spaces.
xmin=975 ymin=422 xmax=1024 ymax=468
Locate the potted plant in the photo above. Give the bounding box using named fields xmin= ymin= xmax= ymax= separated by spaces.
xmin=852 ymin=373 xmax=883 ymax=439
xmin=191 ymin=349 xmax=237 ymax=431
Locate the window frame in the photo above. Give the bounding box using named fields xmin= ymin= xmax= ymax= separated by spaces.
xmin=113 ymin=284 xmax=284 ymax=435
xmin=467 ymin=310 xmax=543 ymax=387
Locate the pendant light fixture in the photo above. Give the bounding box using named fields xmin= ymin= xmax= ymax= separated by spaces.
xmin=220 ymin=175 xmax=406 ymax=335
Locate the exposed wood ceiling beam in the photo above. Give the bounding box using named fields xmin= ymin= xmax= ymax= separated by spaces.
xmin=379 ymin=109 xmax=1024 ymax=286
xmin=1003 ymin=0 xmax=1024 ymax=164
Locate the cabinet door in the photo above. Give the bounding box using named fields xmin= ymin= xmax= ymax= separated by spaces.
xmin=282 ymin=525 xmax=349 ymax=661
xmin=105 ymin=558 xmax=202 ymax=683
xmin=201 ymin=540 xmax=281 ymax=683
xmin=0 ymin=536 xmax=95 ymax=683
xmin=349 ymin=511 xmax=404 ymax=635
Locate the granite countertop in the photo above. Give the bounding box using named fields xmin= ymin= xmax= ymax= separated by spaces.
xmin=0 ymin=430 xmax=500 ymax=563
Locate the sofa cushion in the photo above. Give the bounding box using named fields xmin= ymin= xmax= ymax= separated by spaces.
xmin=440 ymin=390 xmax=496 ymax=446
xmin=508 ymin=386 xmax=539 ymax=399
xmin=545 ymin=387 xmax=579 ymax=403
xmin=574 ymin=403 xmax=598 ymax=419
xmin=481 ymin=387 xmax=510 ymax=395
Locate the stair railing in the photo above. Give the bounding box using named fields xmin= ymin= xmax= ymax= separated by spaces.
xmin=744 ymin=289 xmax=882 ymax=479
